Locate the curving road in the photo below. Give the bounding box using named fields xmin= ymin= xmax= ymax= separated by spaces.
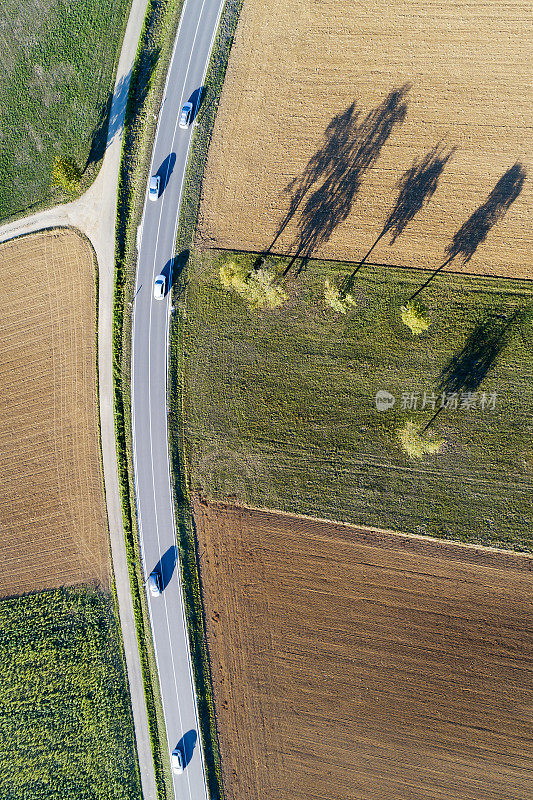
xmin=131 ymin=0 xmax=226 ymax=798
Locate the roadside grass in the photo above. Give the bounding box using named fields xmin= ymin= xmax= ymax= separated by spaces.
xmin=0 ymin=587 xmax=141 ymax=799
xmin=0 ymin=0 xmax=132 ymax=222
xmin=180 ymin=249 xmax=533 ymax=552
xmin=114 ymin=0 xmax=186 ymax=797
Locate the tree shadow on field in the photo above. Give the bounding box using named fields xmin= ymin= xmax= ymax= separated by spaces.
xmin=342 ymin=142 xmax=455 ymax=290
xmin=257 ymin=84 xmax=410 ymax=276
xmin=411 ymin=162 xmax=527 ymax=300
xmin=438 ymin=309 xmax=523 ymax=396
xmin=422 ymin=308 xmax=524 ymax=430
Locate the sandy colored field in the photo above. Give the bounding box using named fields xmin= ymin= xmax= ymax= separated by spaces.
xmin=0 ymin=230 xmax=109 ymax=596
xmin=194 ymin=498 xmax=533 ymax=800
xmin=199 ymin=0 xmax=532 ymax=278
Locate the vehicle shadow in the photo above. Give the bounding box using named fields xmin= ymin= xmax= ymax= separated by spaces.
xmin=152 ymin=545 xmax=178 ymax=592
xmin=187 ymin=86 xmax=205 ymax=124
xmin=175 ymin=729 xmax=197 ymax=769
xmin=155 ymin=153 xmax=177 ymax=194
xmin=160 ymin=249 xmax=189 ymax=296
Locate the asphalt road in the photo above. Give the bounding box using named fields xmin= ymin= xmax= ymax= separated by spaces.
xmin=131 ymin=0 xmax=226 ymax=798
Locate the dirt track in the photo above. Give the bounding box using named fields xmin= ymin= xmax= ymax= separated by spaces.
xmin=0 ymin=230 xmax=109 ymax=596
xmin=199 ymin=0 xmax=531 ymax=278
xmin=195 ymin=498 xmax=533 ymax=800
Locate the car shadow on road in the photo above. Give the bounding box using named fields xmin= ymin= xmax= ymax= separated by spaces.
xmin=160 ymin=249 xmax=189 ymax=296
xmin=175 ymin=729 xmax=197 ymax=768
xmin=152 ymin=545 xmax=178 ymax=592
xmin=155 ymin=153 xmax=177 ymax=194
xmin=187 ymin=86 xmax=205 ymax=124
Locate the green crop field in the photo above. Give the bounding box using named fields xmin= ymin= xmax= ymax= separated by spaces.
xmin=0 ymin=0 xmax=131 ymax=221
xmin=180 ymin=250 xmax=533 ymax=551
xmin=0 ymin=587 xmax=141 ymax=799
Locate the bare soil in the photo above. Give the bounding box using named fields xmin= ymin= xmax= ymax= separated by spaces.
xmin=199 ymin=0 xmax=531 ymax=278
xmin=0 ymin=230 xmax=109 ymax=596
xmin=194 ymin=498 xmax=533 ymax=800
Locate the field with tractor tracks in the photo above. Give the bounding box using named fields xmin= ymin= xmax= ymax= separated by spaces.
xmin=194 ymin=498 xmax=533 ymax=800
xmin=198 ymin=0 xmax=531 ymax=278
xmin=0 ymin=230 xmax=109 ymax=597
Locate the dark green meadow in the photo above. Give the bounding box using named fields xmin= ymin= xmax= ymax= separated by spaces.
xmin=0 ymin=587 xmax=141 ymax=799
xmin=180 ymin=250 xmax=532 ymax=551
xmin=0 ymin=0 xmax=131 ymax=221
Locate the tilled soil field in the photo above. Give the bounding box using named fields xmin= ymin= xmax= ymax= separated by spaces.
xmin=194 ymin=498 xmax=533 ymax=800
xmin=199 ymin=0 xmax=531 ymax=278
xmin=0 ymin=230 xmax=109 ymax=596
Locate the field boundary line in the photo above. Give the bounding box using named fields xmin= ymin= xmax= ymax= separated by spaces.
xmin=194 ymin=496 xmax=533 ymax=564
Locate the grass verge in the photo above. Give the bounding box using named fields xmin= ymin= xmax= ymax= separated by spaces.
xmin=181 ymin=249 xmax=532 ymax=552
xmin=0 ymin=0 xmax=132 ymax=222
xmin=0 ymin=587 xmax=141 ymax=798
xmin=167 ymin=2 xmax=245 ymax=797
xmin=113 ymin=0 xmax=187 ymax=797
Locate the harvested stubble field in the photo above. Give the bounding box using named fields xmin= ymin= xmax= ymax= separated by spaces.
xmin=194 ymin=498 xmax=533 ymax=800
xmin=198 ymin=0 xmax=531 ymax=279
xmin=0 ymin=230 xmax=109 ymax=597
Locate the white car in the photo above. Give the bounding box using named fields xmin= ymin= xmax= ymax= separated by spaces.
xmin=147 ymin=572 xmax=161 ymax=597
xmin=179 ymin=101 xmax=193 ymax=129
xmin=148 ymin=175 xmax=160 ymax=201
xmin=153 ymin=274 xmax=166 ymax=299
xmin=171 ymin=748 xmax=184 ymax=774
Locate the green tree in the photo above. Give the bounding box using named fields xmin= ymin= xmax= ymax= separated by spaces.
xmin=52 ymin=157 xmax=81 ymax=194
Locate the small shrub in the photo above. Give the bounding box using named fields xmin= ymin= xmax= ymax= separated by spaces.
xmin=324 ymin=278 xmax=357 ymax=314
xmin=400 ymin=300 xmax=430 ymax=335
xmin=397 ymin=420 xmax=445 ymax=457
xmin=220 ymin=260 xmax=286 ymax=309
xmin=52 ymin=157 xmax=81 ymax=194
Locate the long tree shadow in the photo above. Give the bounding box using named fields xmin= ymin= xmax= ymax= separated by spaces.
xmin=85 ymin=70 xmax=133 ymax=171
xmin=85 ymin=46 xmax=160 ymax=171
xmin=341 ymin=142 xmax=455 ymax=294
xmin=411 ymin=162 xmax=526 ymax=300
xmin=423 ymin=309 xmax=523 ymax=430
xmin=256 ymin=85 xmax=410 ymax=276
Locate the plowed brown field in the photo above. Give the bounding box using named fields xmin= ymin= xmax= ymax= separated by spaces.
xmin=0 ymin=230 xmax=109 ymax=596
xmin=195 ymin=498 xmax=533 ymax=800
xmin=199 ymin=0 xmax=531 ymax=278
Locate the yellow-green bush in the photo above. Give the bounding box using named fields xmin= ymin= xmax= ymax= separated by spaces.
xmin=400 ymin=300 xmax=430 ymax=335
xmin=220 ymin=260 xmax=287 ymax=309
xmin=324 ymin=278 xmax=357 ymax=314
xmin=397 ymin=420 xmax=445 ymax=457
xmin=52 ymin=157 xmax=81 ymax=194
